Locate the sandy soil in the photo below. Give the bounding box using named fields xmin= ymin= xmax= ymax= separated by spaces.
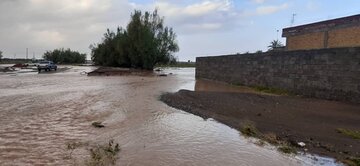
xmin=161 ymin=89 xmax=360 ymax=162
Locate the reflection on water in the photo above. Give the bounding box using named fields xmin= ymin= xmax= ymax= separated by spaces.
xmin=0 ymin=67 xmax=340 ymax=165
xmin=195 ymin=79 xmax=256 ymax=93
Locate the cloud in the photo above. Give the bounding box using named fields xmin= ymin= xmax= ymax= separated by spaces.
xmin=132 ymin=0 xmax=243 ymax=33
xmin=183 ymin=0 xmax=232 ymax=16
xmin=256 ymin=3 xmax=288 ymax=15
xmin=34 ymin=30 xmax=65 ymax=45
xmin=29 ymin=0 xmax=111 ymax=12
xmin=251 ymin=0 xmax=267 ymax=4
xmin=185 ymin=23 xmax=223 ymax=30
xmin=155 ymin=0 xmax=233 ymax=17
xmin=306 ymin=0 xmax=319 ymax=11
xmin=0 ymin=0 xmax=133 ymax=58
xmin=0 ymin=0 xmax=250 ymax=59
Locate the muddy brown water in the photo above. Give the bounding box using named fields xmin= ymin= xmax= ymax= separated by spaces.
xmin=0 ymin=66 xmax=340 ymax=165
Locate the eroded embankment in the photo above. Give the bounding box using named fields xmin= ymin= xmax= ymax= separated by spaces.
xmin=161 ymin=90 xmax=360 ymax=164
xmin=87 ymin=67 xmax=155 ymax=76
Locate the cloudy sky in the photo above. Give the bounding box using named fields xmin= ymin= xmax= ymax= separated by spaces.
xmin=0 ymin=0 xmax=359 ymax=61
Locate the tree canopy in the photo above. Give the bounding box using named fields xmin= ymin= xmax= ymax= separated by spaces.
xmin=0 ymin=50 xmax=3 ymax=61
xmin=90 ymin=9 xmax=179 ymax=70
xmin=268 ymin=40 xmax=284 ymax=50
xmin=43 ymin=48 xmax=86 ymax=64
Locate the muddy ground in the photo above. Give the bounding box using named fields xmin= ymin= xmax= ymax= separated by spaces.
xmin=87 ymin=67 xmax=156 ymax=76
xmin=0 ymin=66 xmax=349 ymax=165
xmin=161 ymin=88 xmax=360 ymax=162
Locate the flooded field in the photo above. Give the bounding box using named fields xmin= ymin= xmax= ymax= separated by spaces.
xmin=0 ymin=66 xmax=339 ymax=165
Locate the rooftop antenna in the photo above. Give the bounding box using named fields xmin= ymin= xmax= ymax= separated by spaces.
xmin=291 ymin=13 xmax=297 ymax=26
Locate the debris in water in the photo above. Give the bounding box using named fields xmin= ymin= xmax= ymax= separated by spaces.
xmin=158 ymin=74 xmax=167 ymax=77
xmin=80 ymin=71 xmax=88 ymax=75
xmin=298 ymin=142 xmax=306 ymax=147
xmin=92 ymin=121 xmax=105 ymax=128
xmin=154 ymin=68 xmax=162 ymax=72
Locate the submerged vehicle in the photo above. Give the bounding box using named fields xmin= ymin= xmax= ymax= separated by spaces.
xmin=37 ymin=61 xmax=57 ymax=72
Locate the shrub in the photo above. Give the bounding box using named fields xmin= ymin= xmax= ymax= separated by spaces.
xmin=43 ymin=48 xmax=86 ymax=64
xmin=90 ymin=9 xmax=179 ymax=70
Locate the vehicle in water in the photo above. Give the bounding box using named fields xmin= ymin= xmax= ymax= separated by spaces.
xmin=37 ymin=61 xmax=57 ymax=72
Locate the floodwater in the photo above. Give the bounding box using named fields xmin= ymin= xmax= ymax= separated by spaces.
xmin=0 ymin=66 xmax=340 ymax=166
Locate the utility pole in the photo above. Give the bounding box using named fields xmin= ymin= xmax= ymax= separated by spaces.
xmin=26 ymin=48 xmax=28 ymax=60
xmin=291 ymin=13 xmax=297 ymax=26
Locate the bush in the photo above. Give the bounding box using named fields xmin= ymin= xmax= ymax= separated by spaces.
xmin=240 ymin=121 xmax=258 ymax=137
xmin=43 ymin=48 xmax=86 ymax=64
xmin=86 ymin=140 xmax=120 ymax=166
xmin=336 ymin=128 xmax=360 ymax=140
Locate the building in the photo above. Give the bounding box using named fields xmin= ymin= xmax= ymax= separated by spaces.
xmin=282 ymin=14 xmax=360 ymax=51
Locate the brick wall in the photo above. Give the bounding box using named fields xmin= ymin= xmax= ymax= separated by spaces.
xmin=286 ymin=26 xmax=360 ymax=51
xmin=196 ymin=47 xmax=360 ymax=103
xmin=286 ymin=32 xmax=325 ymax=50
xmin=283 ymin=15 xmax=360 ymax=51
xmin=328 ymin=26 xmax=360 ymax=48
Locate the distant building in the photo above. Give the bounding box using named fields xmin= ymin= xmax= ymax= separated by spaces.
xmin=282 ymin=14 xmax=360 ymax=51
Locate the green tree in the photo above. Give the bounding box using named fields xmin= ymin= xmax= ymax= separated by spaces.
xmin=43 ymin=48 xmax=86 ymax=64
xmin=91 ymin=9 xmax=179 ymax=70
xmin=268 ymin=40 xmax=284 ymax=50
xmin=0 ymin=50 xmax=2 ymax=61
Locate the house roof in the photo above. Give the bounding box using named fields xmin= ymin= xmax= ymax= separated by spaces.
xmin=282 ymin=14 xmax=360 ymax=37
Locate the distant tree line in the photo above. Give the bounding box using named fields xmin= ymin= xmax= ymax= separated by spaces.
xmin=43 ymin=48 xmax=86 ymax=64
xmin=0 ymin=50 xmax=3 ymax=61
xmin=90 ymin=9 xmax=179 ymax=70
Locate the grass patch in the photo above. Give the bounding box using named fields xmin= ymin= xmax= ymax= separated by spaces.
xmin=254 ymin=140 xmax=266 ymax=147
xmin=343 ymin=157 xmax=360 ymax=166
xmin=86 ymin=140 xmax=120 ymax=166
xmin=336 ymin=128 xmax=360 ymax=140
xmin=155 ymin=62 xmax=195 ymax=68
xmin=278 ymin=145 xmax=297 ymax=154
xmin=65 ymin=142 xmax=85 ymax=158
xmin=92 ymin=122 xmax=105 ymax=128
xmin=239 ymin=121 xmax=300 ymax=155
xmin=252 ymin=86 xmax=292 ymax=95
xmin=262 ymin=133 xmax=281 ymax=145
xmin=240 ymin=121 xmax=259 ymax=137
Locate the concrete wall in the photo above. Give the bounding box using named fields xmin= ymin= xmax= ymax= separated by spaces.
xmin=196 ymin=47 xmax=360 ymax=103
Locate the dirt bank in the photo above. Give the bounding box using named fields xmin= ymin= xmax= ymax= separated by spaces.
xmin=161 ymin=89 xmax=360 ymax=162
xmin=87 ymin=67 xmax=155 ymax=76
